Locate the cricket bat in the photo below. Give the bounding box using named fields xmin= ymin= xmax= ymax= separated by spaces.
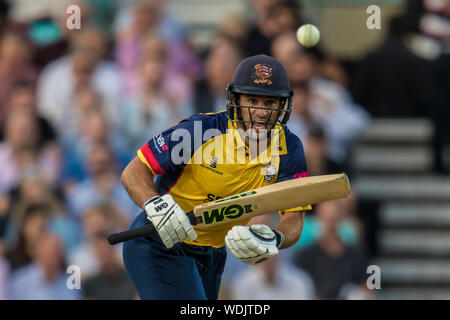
xmin=107 ymin=173 xmax=350 ymax=245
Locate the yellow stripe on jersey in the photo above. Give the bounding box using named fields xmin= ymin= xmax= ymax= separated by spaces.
xmin=137 ymin=149 xmax=156 ymax=176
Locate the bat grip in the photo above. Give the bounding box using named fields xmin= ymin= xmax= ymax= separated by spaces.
xmin=107 ymin=211 xmax=197 ymax=245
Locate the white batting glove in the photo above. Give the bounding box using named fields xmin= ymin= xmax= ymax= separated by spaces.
xmin=225 ymin=224 xmax=283 ymax=265
xmin=144 ymin=194 xmax=197 ymax=248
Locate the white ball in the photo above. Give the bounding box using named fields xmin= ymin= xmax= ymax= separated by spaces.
xmin=296 ymin=24 xmax=320 ymax=47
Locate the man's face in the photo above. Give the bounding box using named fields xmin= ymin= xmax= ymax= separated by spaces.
xmin=7 ymin=87 xmax=35 ymax=111
xmin=236 ymin=94 xmax=281 ymax=139
xmin=5 ymin=110 xmax=39 ymax=149
xmin=87 ymin=145 xmax=114 ymax=176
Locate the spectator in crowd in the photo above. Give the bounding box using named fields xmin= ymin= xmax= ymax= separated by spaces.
xmin=115 ymin=0 xmax=201 ymax=96
xmin=294 ymin=200 xmax=372 ymax=300
xmin=270 ymin=0 xmax=303 ymax=35
xmin=2 ymin=175 xmax=79 ymax=254
xmin=216 ymin=13 xmax=249 ymax=50
xmin=0 ymin=81 xmax=57 ymax=146
xmin=139 ymin=33 xmax=192 ymax=103
xmin=75 ymin=0 xmax=117 ymax=41
xmin=321 ymin=57 xmax=350 ymax=89
xmin=271 ymin=31 xmax=302 ymax=72
xmin=0 ymin=86 xmax=59 ymax=235
xmin=190 ymin=37 xmax=243 ymax=114
xmin=0 ymin=32 xmax=38 ymax=124
xmin=37 ymin=28 xmax=121 ymax=134
xmin=119 ymin=31 xmax=194 ymax=103
xmin=66 ymin=142 xmax=139 ymax=222
xmin=8 ymin=232 xmax=81 ymax=299
xmin=4 ymin=204 xmax=49 ymax=272
xmin=68 ymin=204 xmax=125 ymax=282
xmin=294 ymin=195 xmax=364 ymax=252
xmin=287 ymin=81 xmax=328 ymax=176
xmin=230 ymin=253 xmax=315 ymax=300
xmin=115 ymin=0 xmax=189 ymax=43
xmin=120 ymin=34 xmax=193 ymax=151
xmin=0 ymin=108 xmax=61 ymax=194
xmin=0 ymin=83 xmax=61 ymax=210
xmin=245 ymin=0 xmax=302 ymax=57
xmin=244 ymin=0 xmax=281 ymax=57
xmin=56 ymin=85 xmax=103 ymax=147
xmin=424 ymin=0 xmax=450 ymax=174
xmin=83 ymin=231 xmax=136 ymax=300
xmin=62 ymin=107 xmax=131 ymax=185
xmin=351 ymin=15 xmax=431 ymax=117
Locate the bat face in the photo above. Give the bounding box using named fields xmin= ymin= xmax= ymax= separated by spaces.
xmin=193 ymin=173 xmax=351 ymax=228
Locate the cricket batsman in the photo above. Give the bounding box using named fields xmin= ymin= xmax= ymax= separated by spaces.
xmin=121 ymin=55 xmax=312 ymax=299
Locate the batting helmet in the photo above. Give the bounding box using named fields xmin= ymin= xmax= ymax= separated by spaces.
xmin=226 ymin=54 xmax=293 ymax=129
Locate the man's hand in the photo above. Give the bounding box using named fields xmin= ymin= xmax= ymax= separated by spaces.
xmin=225 ymin=224 xmax=282 ymax=265
xmin=144 ymin=194 xmax=197 ymax=248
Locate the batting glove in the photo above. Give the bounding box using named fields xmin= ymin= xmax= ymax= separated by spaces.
xmin=144 ymin=194 xmax=197 ymax=248
xmin=225 ymin=224 xmax=284 ymax=265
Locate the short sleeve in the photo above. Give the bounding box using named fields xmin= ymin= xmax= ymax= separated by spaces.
xmin=137 ymin=113 xmax=224 ymax=175
xmin=277 ymin=131 xmax=312 ymax=213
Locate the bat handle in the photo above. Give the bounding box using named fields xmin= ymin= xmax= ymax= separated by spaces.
xmin=107 ymin=211 xmax=197 ymax=245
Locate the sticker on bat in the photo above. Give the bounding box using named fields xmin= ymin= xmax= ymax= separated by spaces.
xmin=202 ymin=204 xmax=254 ymax=225
xmin=213 ymin=191 xmax=257 ymax=204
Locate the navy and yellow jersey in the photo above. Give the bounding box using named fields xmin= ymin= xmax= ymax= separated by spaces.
xmin=137 ymin=111 xmax=311 ymax=248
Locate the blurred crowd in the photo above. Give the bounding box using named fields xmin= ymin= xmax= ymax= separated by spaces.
xmin=0 ymin=0 xmax=448 ymax=300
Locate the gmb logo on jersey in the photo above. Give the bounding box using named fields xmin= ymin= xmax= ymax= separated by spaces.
xmin=155 ymin=133 xmax=168 ymax=151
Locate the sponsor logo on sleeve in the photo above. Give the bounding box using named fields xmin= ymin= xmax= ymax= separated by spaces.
xmin=153 ymin=133 xmax=168 ymax=153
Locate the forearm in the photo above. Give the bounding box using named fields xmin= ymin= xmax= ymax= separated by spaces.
xmin=121 ymin=156 xmax=159 ymax=209
xmin=274 ymin=211 xmax=305 ymax=249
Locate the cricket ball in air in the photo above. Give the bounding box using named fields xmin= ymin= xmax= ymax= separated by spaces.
xmin=296 ymin=24 xmax=320 ymax=47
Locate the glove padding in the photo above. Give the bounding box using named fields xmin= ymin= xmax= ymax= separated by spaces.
xmin=145 ymin=194 xmax=197 ymax=248
xmin=225 ymin=224 xmax=279 ymax=265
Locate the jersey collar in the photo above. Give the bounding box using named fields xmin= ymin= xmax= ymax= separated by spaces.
xmin=227 ymin=120 xmax=287 ymax=164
